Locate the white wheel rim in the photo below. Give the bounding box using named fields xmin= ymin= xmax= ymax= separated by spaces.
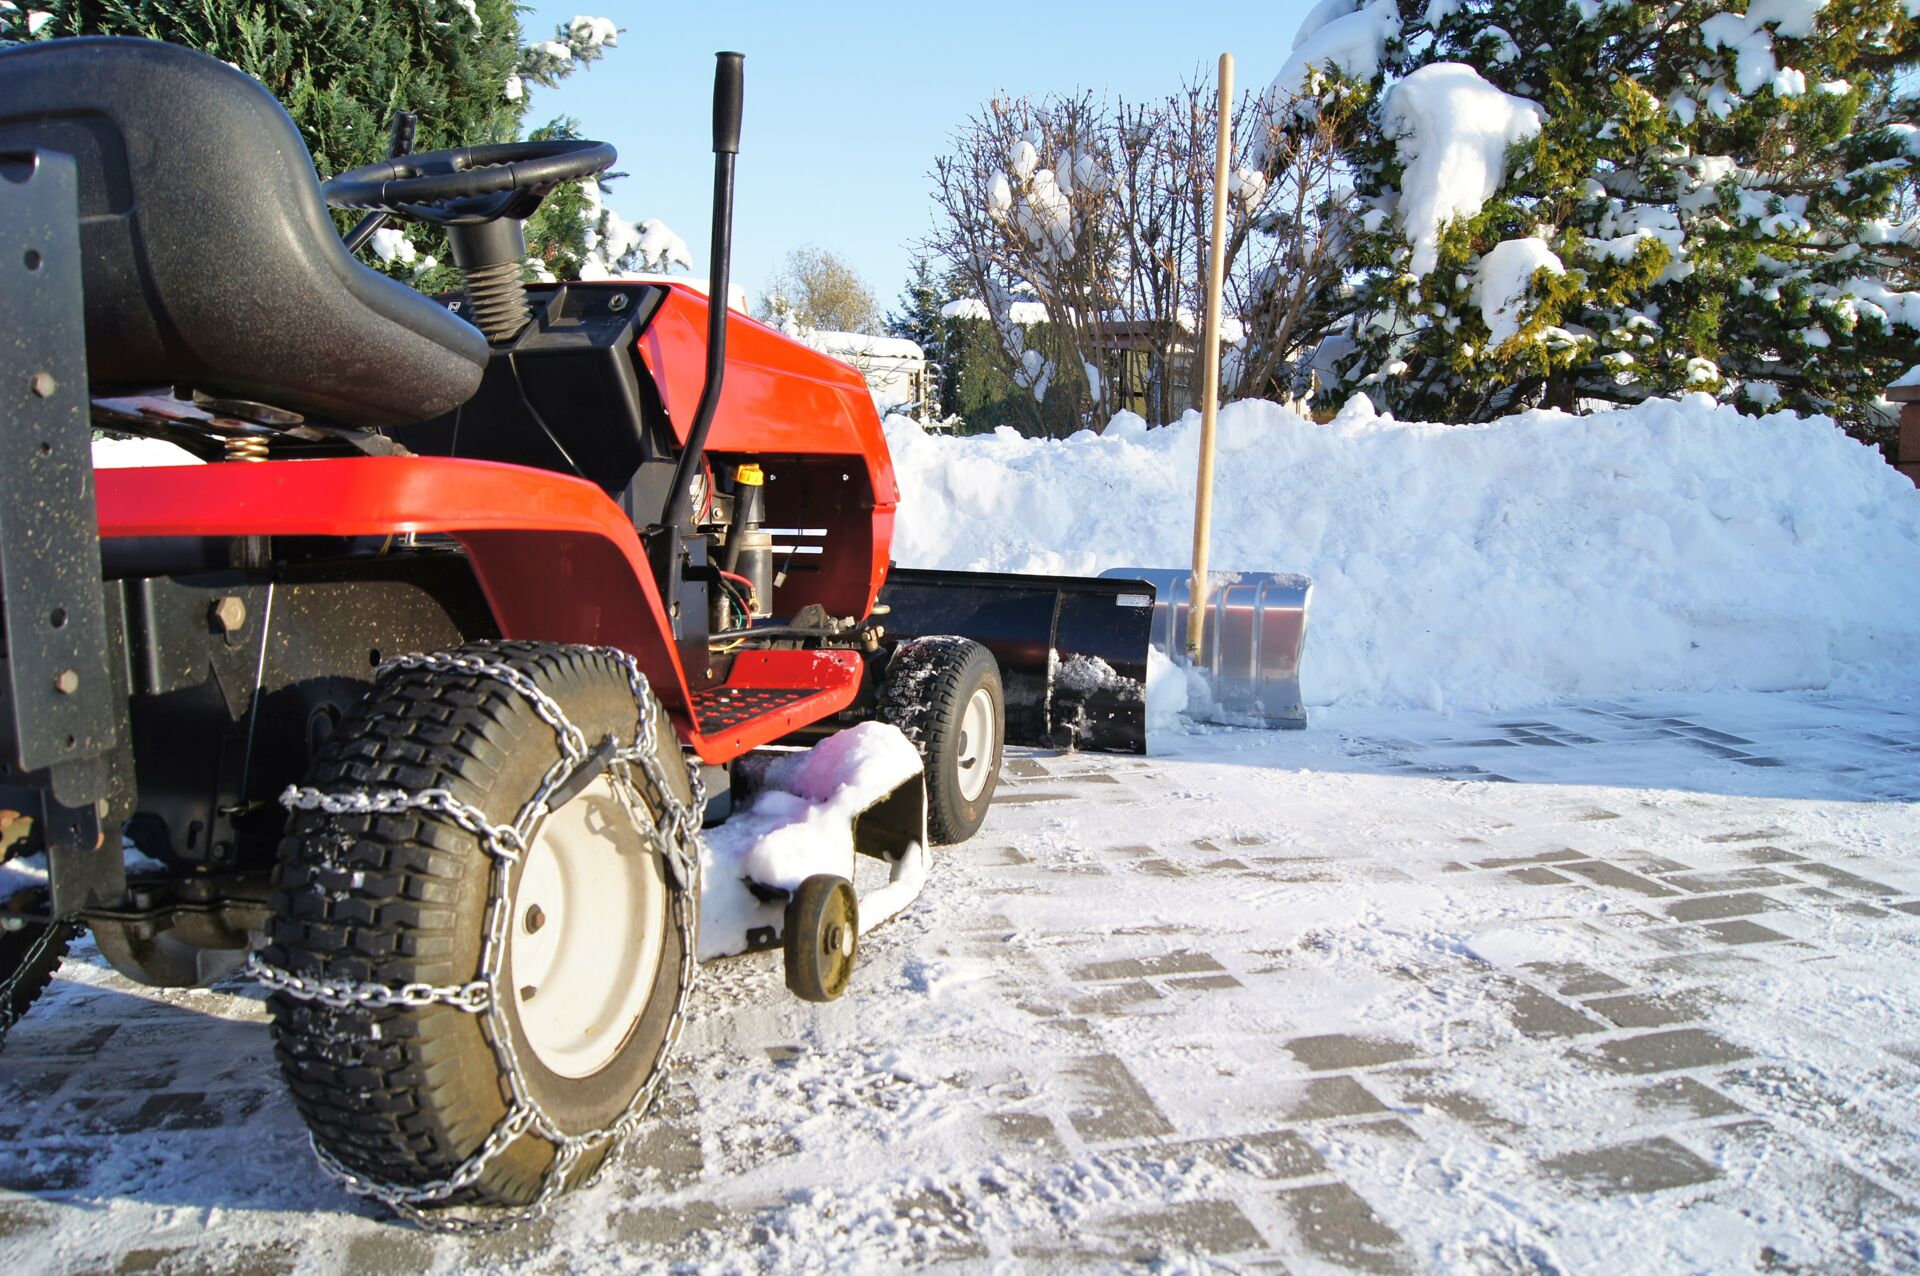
xmin=508 ymin=776 xmax=665 ymax=1079
xmin=955 ymin=686 xmax=996 ymax=804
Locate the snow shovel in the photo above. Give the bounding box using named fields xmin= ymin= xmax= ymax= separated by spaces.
xmin=1111 ymin=53 xmax=1313 ymax=731
xmin=1100 ymin=566 xmax=1311 ymax=728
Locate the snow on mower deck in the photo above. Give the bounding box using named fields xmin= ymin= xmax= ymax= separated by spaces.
xmin=0 ymin=37 xmax=1151 ymax=1230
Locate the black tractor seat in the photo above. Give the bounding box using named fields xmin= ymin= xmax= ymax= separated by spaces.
xmin=0 ymin=37 xmax=486 ymax=428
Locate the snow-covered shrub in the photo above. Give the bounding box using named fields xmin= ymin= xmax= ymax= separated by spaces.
xmin=1281 ymin=0 xmax=1920 ymax=445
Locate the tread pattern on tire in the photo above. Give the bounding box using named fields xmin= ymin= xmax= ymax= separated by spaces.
xmin=877 ymin=636 xmax=1001 ymax=845
xmin=263 ymin=641 xmax=682 ymax=1207
xmin=0 ymin=923 xmax=72 ymax=1036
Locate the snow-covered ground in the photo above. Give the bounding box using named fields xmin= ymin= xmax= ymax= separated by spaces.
xmin=3 ymin=690 xmax=1918 ymax=1272
xmin=38 ymin=403 xmax=1918 ymax=1268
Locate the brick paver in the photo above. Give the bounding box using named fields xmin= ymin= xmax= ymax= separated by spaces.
xmin=0 ymin=692 xmax=1917 ymax=1270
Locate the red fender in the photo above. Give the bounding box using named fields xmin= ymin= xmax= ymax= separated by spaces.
xmin=94 ymin=456 xmax=857 ymax=761
xmin=637 ymin=285 xmax=900 ymax=619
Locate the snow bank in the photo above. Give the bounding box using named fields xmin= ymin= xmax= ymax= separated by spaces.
xmin=1270 ymin=0 xmax=1402 ymax=102
xmin=884 ymin=396 xmax=1920 ymax=711
xmin=92 ymin=437 xmax=201 ymax=467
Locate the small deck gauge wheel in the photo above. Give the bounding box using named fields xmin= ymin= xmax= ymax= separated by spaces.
xmin=784 ymin=874 xmax=858 ymax=1003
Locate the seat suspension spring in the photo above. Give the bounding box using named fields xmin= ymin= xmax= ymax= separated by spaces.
xmin=224 ymin=434 xmax=270 ymax=463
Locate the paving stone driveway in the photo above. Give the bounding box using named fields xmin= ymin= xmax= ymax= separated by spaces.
xmin=0 ymin=691 xmax=1917 ymax=1273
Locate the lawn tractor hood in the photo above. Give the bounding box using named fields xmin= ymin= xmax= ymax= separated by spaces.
xmin=875 ymin=568 xmax=1155 ymax=756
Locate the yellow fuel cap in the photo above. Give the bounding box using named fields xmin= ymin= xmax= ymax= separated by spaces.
xmin=734 ymin=463 xmax=765 ymax=486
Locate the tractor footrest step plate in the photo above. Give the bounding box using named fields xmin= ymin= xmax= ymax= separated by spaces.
xmin=694 ymin=686 xmax=819 ymax=734
xmin=688 ymin=649 xmax=864 ymax=757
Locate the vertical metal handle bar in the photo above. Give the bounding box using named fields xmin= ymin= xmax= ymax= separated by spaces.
xmin=1187 ymin=52 xmax=1233 ymax=660
xmin=661 ymin=51 xmax=746 ymax=532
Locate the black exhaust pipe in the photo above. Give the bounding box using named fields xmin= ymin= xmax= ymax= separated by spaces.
xmin=661 ymin=51 xmax=745 ymax=531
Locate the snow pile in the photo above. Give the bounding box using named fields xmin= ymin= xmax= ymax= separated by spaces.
xmin=885 ymin=396 xmax=1920 ymax=711
xmin=1700 ymin=0 xmax=1823 ymax=97
xmin=567 ymin=14 xmax=618 ymax=49
xmin=576 ymin=179 xmax=692 ymax=280
xmin=92 ymin=437 xmax=200 ymax=467
xmin=1590 ymin=203 xmax=1690 ymax=280
xmin=1382 ymin=63 xmax=1545 ymax=276
xmin=1474 ymin=236 xmax=1564 ymax=346
xmin=1270 ymin=0 xmax=1402 ymax=103
xmin=366 ymin=226 xmax=440 ymax=281
xmin=942 ymin=297 xmax=1048 ymax=325
xmin=986 ymin=139 xmax=1092 ymax=267
xmin=806 ymin=332 xmax=926 ymax=362
xmin=0 ymin=851 xmax=46 ymax=902
xmin=697 ymin=723 xmax=927 ymax=960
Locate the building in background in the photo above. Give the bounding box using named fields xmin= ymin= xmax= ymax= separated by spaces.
xmin=805 ymin=331 xmax=934 ymax=422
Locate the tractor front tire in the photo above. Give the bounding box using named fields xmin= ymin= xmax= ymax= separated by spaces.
xmin=264 ymin=642 xmax=694 ymax=1210
xmin=878 ymin=637 xmax=1004 ymax=845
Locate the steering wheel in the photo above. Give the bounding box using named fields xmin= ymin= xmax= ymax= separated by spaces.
xmin=322 ymin=139 xmax=617 ymax=226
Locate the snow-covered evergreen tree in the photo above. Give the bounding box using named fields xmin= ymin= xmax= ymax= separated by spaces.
xmin=1 ymin=3 xmax=685 ymax=290
xmin=1276 ymin=0 xmax=1920 ymax=443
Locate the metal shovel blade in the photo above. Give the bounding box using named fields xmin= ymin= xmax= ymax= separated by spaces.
xmin=1101 ymin=568 xmax=1312 ymax=729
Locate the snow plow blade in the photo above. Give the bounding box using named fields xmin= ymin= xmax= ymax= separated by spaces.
xmin=1102 ymin=568 xmax=1310 ymax=729
xmin=877 ymin=568 xmax=1153 ymax=755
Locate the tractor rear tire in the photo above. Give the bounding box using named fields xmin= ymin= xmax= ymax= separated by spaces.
xmin=264 ymin=641 xmax=693 ymax=1210
xmin=878 ymin=637 xmax=1003 ymax=845
xmin=0 ymin=921 xmax=71 ymax=1041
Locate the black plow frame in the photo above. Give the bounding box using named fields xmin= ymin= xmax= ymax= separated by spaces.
xmin=876 ymin=568 xmax=1155 ymax=756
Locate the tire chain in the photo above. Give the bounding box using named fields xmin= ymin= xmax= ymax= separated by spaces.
xmin=0 ymin=920 xmax=67 ymax=1048
xmin=247 ymin=646 xmax=706 ymax=1233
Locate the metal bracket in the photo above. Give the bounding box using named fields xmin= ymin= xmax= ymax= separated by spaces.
xmin=0 ymin=150 xmax=119 ymax=790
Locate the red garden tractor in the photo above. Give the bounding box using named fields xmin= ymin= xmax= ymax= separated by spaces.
xmin=0 ymin=37 xmax=1151 ymax=1225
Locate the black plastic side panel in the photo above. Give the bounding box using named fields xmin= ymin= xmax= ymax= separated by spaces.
xmin=397 ymin=284 xmax=669 ymax=493
xmin=0 ymin=150 xmax=119 ymax=794
xmin=877 ymin=569 xmax=1154 ymax=755
xmin=120 ymin=555 xmax=497 ymax=874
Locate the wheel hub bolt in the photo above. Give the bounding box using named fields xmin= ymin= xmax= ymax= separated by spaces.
xmin=523 ymin=904 xmax=545 ymax=934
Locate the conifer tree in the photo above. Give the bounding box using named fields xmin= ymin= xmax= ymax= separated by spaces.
xmin=1273 ymin=0 xmax=1920 ymax=444
xmin=2 ymin=2 xmax=661 ymax=288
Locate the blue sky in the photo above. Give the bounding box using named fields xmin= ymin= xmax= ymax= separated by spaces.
xmin=523 ymin=1 xmax=1314 ymax=313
